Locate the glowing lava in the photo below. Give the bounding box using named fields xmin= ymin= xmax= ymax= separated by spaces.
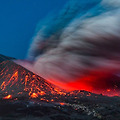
xmin=3 ymin=95 xmax=12 ymax=99
xmin=0 ymin=60 xmax=120 ymax=101
xmin=31 ymin=93 xmax=38 ymax=98
xmin=0 ymin=60 xmax=68 ymax=101
xmin=65 ymin=71 xmax=120 ymax=96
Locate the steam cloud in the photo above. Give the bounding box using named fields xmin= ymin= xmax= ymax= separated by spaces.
xmin=15 ymin=0 xmax=120 ymax=89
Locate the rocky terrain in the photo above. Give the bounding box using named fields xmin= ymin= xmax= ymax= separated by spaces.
xmin=0 ymin=54 xmax=120 ymax=120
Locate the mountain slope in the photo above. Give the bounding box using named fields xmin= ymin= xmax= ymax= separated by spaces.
xmin=0 ymin=54 xmax=120 ymax=120
xmin=0 ymin=54 xmax=15 ymax=63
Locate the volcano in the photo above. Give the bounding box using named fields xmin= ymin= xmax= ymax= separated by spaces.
xmin=0 ymin=54 xmax=120 ymax=120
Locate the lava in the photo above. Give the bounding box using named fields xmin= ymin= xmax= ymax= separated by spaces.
xmin=31 ymin=93 xmax=38 ymax=98
xmin=59 ymin=103 xmax=65 ymax=106
xmin=3 ymin=95 xmax=12 ymax=99
xmin=65 ymin=71 xmax=120 ymax=96
xmin=0 ymin=60 xmax=120 ymax=102
xmin=0 ymin=60 xmax=68 ymax=101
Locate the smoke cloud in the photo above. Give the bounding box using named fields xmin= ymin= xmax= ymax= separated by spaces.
xmin=14 ymin=0 xmax=120 ymax=90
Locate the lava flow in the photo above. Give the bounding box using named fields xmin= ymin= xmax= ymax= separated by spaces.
xmin=0 ymin=60 xmax=120 ymax=102
xmin=0 ymin=60 xmax=68 ymax=101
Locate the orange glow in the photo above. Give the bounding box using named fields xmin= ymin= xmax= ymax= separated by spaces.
xmin=59 ymin=103 xmax=65 ymax=105
xmin=51 ymin=99 xmax=54 ymax=102
xmin=31 ymin=93 xmax=38 ymax=98
xmin=40 ymin=98 xmax=46 ymax=101
xmin=3 ymin=95 xmax=12 ymax=99
xmin=38 ymin=91 xmax=45 ymax=95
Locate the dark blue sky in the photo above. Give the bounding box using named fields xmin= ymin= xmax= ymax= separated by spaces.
xmin=0 ymin=0 xmax=68 ymax=59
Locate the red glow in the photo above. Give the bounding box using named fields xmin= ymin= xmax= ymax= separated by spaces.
xmin=45 ymin=71 xmax=120 ymax=96
xmin=0 ymin=60 xmax=120 ymax=101
xmin=107 ymin=89 xmax=111 ymax=92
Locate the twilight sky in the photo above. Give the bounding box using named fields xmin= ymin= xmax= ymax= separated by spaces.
xmin=0 ymin=0 xmax=68 ymax=59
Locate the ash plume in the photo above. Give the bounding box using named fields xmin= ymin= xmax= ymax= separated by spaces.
xmin=14 ymin=0 xmax=120 ymax=90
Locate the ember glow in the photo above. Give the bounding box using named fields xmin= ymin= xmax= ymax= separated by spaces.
xmin=3 ymin=95 xmax=12 ymax=99
xmin=0 ymin=60 xmax=120 ymax=101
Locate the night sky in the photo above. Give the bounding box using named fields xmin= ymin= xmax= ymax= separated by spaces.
xmin=0 ymin=0 xmax=68 ymax=59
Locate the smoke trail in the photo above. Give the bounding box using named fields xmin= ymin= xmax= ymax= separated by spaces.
xmin=14 ymin=0 xmax=120 ymax=91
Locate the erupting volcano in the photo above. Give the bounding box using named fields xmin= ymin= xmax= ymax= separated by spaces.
xmin=0 ymin=54 xmax=120 ymax=103
xmin=1 ymin=54 xmax=120 ymax=120
xmin=0 ymin=59 xmax=67 ymax=101
xmin=1 ymin=0 xmax=120 ymax=119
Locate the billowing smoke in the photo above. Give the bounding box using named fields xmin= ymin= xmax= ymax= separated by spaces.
xmin=14 ymin=0 xmax=120 ymax=90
